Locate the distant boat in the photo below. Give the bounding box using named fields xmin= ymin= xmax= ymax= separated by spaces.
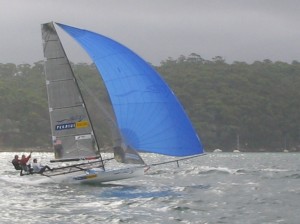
xmin=213 ymin=149 xmax=222 ymax=153
xmin=15 ymin=22 xmax=204 ymax=183
xmin=234 ymin=134 xmax=241 ymax=152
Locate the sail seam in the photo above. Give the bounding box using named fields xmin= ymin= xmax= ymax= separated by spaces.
xmin=51 ymin=104 xmax=83 ymax=110
xmin=48 ymin=78 xmax=75 ymax=83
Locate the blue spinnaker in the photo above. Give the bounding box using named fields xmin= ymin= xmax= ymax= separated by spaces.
xmin=57 ymin=23 xmax=204 ymax=156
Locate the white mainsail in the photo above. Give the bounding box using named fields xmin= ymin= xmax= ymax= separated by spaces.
xmin=42 ymin=23 xmax=102 ymax=162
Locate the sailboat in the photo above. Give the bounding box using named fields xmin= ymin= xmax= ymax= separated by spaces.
xmin=29 ymin=22 xmax=204 ymax=184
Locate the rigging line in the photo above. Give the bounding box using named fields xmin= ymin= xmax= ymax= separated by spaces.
xmin=50 ymin=157 xmax=113 ymax=163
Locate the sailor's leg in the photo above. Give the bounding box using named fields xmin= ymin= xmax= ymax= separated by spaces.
xmin=39 ymin=167 xmax=47 ymax=174
xmin=45 ymin=165 xmax=52 ymax=171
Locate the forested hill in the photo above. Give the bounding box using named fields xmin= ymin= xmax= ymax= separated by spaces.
xmin=0 ymin=54 xmax=299 ymax=152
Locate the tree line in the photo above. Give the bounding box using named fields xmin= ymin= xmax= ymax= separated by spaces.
xmin=0 ymin=54 xmax=299 ymax=152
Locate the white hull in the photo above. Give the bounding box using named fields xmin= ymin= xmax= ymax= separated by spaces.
xmin=23 ymin=166 xmax=145 ymax=184
xmin=68 ymin=166 xmax=145 ymax=184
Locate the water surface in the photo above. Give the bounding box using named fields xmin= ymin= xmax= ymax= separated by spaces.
xmin=0 ymin=152 xmax=299 ymax=223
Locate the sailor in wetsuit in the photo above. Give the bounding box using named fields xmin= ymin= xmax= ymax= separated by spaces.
xmin=12 ymin=155 xmax=22 ymax=170
xmin=12 ymin=152 xmax=32 ymax=176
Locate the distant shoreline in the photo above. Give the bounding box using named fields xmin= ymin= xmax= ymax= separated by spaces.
xmin=1 ymin=148 xmax=298 ymax=153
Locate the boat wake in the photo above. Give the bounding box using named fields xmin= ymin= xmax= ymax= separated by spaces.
xmin=0 ymin=174 xmax=54 ymax=185
xmin=191 ymin=166 xmax=240 ymax=175
xmin=100 ymin=185 xmax=179 ymax=199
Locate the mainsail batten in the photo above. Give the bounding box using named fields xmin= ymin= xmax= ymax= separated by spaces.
xmin=57 ymin=23 xmax=204 ymax=157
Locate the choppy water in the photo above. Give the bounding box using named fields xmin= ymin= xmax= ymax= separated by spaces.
xmin=0 ymin=152 xmax=299 ymax=224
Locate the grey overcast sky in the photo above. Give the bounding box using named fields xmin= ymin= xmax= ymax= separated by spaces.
xmin=1 ymin=0 xmax=300 ymax=65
